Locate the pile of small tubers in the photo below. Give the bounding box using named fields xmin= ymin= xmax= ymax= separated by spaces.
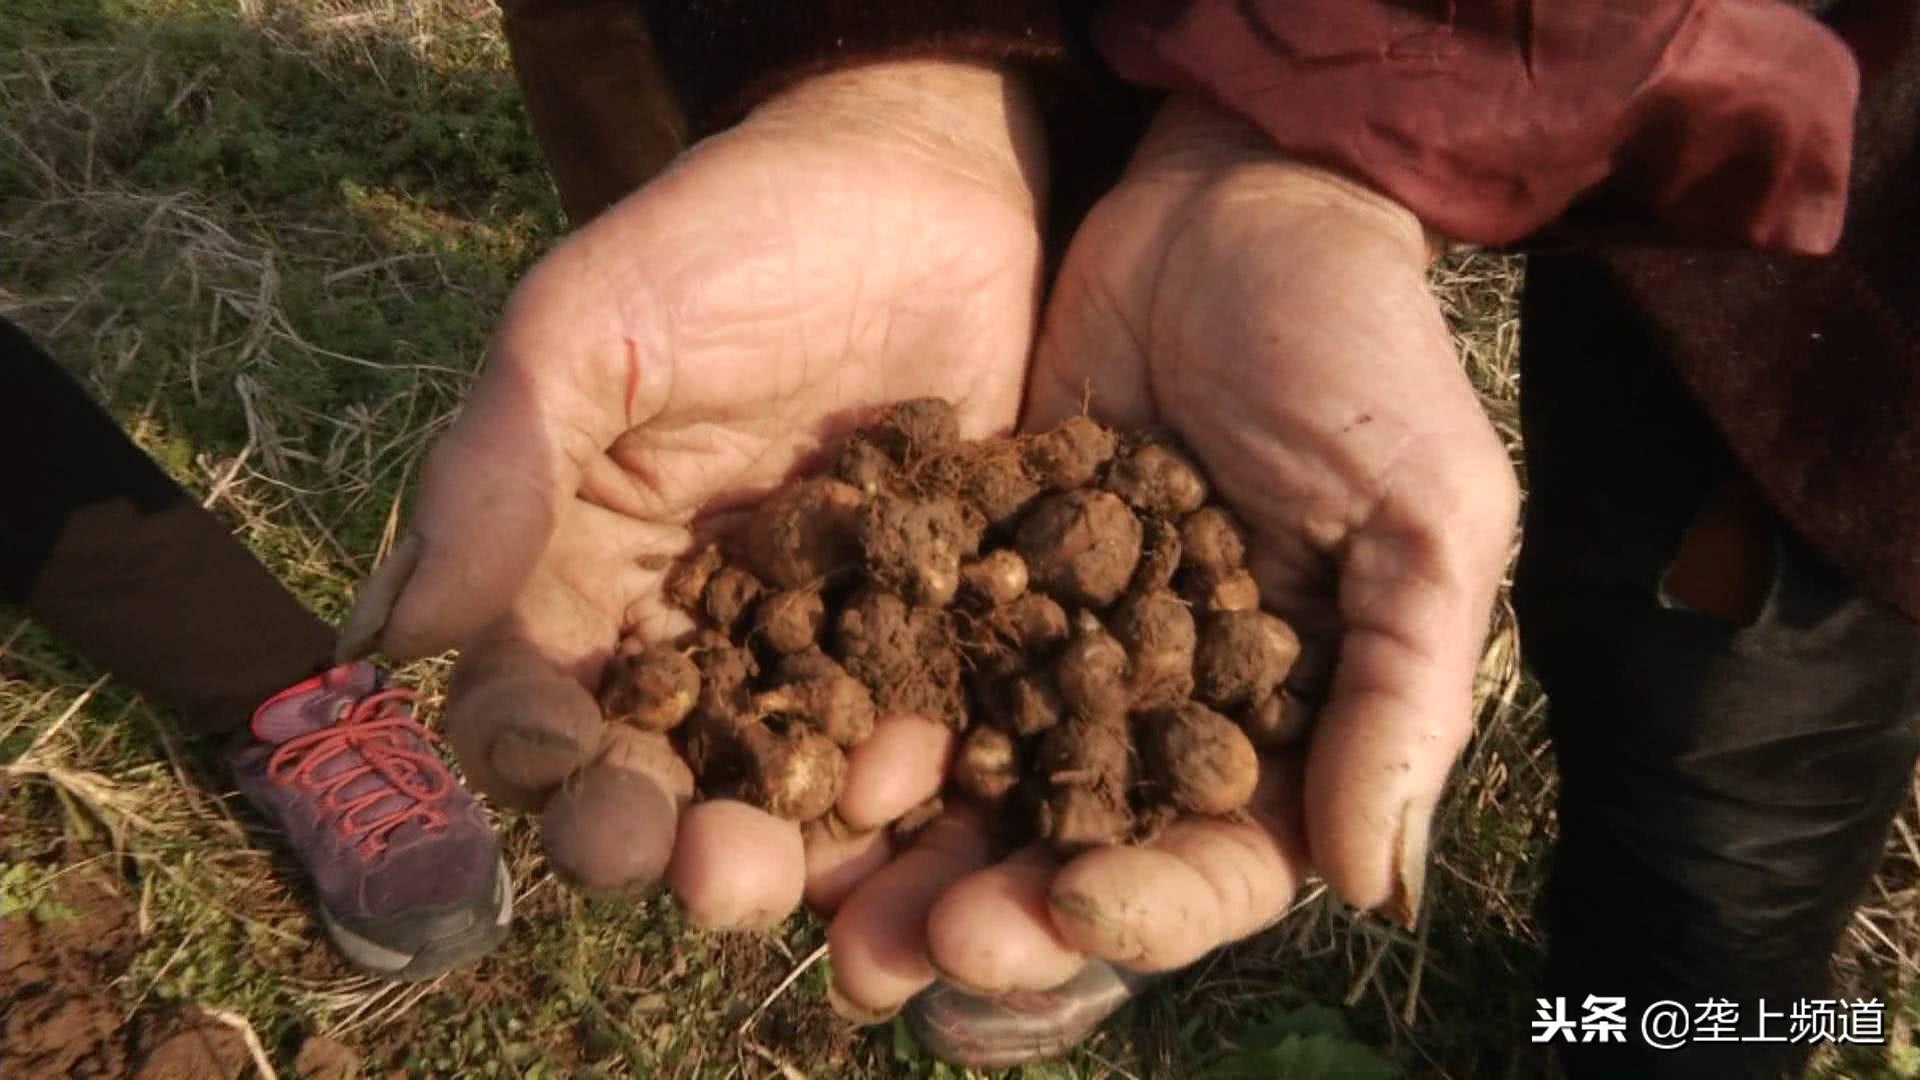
xmin=596 ymin=399 xmax=1309 ymax=856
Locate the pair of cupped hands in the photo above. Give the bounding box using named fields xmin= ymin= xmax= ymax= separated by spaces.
xmin=341 ymin=60 xmax=1516 ymax=1018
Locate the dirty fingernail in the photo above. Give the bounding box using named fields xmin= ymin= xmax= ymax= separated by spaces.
xmin=336 ymin=532 xmax=423 ymax=663
xmin=826 ymin=980 xmax=902 ymax=1026
xmin=1385 ymin=797 xmax=1434 ymax=931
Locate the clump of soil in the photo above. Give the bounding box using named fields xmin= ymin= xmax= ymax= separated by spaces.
xmin=594 ymin=399 xmax=1312 ymax=854
xmin=0 ymin=865 xmax=250 ymax=1079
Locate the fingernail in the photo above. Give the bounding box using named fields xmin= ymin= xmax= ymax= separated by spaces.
xmin=336 ymin=532 xmax=423 ymax=663
xmin=1384 ymin=797 xmax=1434 ymax=932
xmin=826 ymin=980 xmax=901 ymax=1026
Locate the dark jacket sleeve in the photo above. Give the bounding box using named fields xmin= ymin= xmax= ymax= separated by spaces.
xmin=635 ymin=0 xmax=1860 ymax=256
xmin=1091 ymin=0 xmax=1861 ymax=254
xmin=634 ymin=1 xmax=1150 ymax=249
xmin=635 ymin=2 xmax=1129 ymax=139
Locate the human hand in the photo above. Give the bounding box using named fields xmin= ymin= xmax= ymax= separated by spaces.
xmin=822 ymin=95 xmax=1518 ymax=1015
xmin=339 ymin=60 xmax=1050 ymax=924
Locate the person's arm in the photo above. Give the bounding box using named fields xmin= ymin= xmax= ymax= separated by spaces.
xmin=497 ymin=0 xmax=687 ymax=223
xmin=608 ymin=0 xmax=1860 ymax=256
xmin=1091 ymin=0 xmax=1861 ymax=255
xmin=629 ymin=2 xmax=1148 ymax=249
xmin=632 ymin=2 xmax=1097 ymax=139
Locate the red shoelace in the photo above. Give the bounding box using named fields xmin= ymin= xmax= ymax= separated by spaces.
xmin=266 ymin=687 xmax=452 ymax=858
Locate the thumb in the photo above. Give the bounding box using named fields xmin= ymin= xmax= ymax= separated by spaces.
xmin=1302 ymin=479 xmax=1514 ymax=926
xmin=339 ymin=349 xmax=598 ymax=661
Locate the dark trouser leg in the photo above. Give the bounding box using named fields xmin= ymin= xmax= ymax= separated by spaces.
xmin=497 ymin=0 xmax=684 ymax=225
xmin=1513 ymin=256 xmax=1920 ymax=1078
xmin=0 ymin=317 xmax=335 ymax=734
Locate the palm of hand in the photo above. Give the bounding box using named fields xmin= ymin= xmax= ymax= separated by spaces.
xmin=471 ymin=123 xmax=1044 ymax=679
xmin=821 ymin=102 xmax=1517 ymax=1014
xmin=1031 ymin=156 xmax=1517 ymax=900
xmin=360 ymin=89 xmax=1049 ymax=923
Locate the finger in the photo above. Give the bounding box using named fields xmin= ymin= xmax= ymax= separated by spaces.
xmin=835 ymin=714 xmax=955 ymax=830
xmin=1048 ymin=756 xmax=1308 ymax=972
xmin=668 ymin=800 xmax=807 ymax=930
xmin=1304 ymin=504 xmax=1508 ymax=924
xmin=344 ymin=242 xmax=653 ymax=661
xmin=443 ymin=637 xmax=608 ymax=812
xmin=346 ymin=370 xmax=585 ymax=660
xmin=540 ymin=727 xmax=690 ymax=897
xmin=924 ymin=845 xmax=1084 ymax=994
xmin=825 ymin=804 xmax=996 ymax=1017
xmin=802 ymin=816 xmax=893 ymax=915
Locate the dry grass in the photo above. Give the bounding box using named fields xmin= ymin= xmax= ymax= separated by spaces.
xmin=2 ymin=1 xmax=1917 ymax=1077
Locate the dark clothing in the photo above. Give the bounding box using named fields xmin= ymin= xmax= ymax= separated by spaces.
xmin=613 ymin=0 xmax=1920 ymax=631
xmin=0 ymin=317 xmax=336 ymax=733
xmin=1516 ymin=256 xmax=1920 ymax=1077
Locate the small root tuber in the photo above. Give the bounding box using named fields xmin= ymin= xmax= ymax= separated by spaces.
xmin=1016 ymin=491 xmax=1143 ymax=608
xmin=978 ymin=669 xmax=1065 ymax=737
xmin=1107 ymin=440 xmax=1209 ymax=519
xmin=1194 ymin=610 xmax=1301 ymax=708
xmin=1036 ymin=785 xmax=1133 ymax=854
xmin=744 ymin=476 xmax=865 ymax=589
xmin=754 ymin=671 xmax=876 ymax=747
xmin=754 ymin=588 xmax=826 ymax=655
xmin=1037 ymin=714 xmax=1131 ymax=789
xmin=1110 ymin=589 xmax=1197 ymax=710
xmin=1179 ymin=506 xmax=1248 ymax=576
xmin=703 ymin=565 xmax=765 ymax=633
xmin=954 ymin=725 xmax=1020 ymax=802
xmin=1010 ymin=672 xmax=1067 ymax=736
xmin=832 ymin=589 xmax=917 ymax=696
xmin=1132 ymin=518 xmax=1182 ymax=593
xmin=832 ymin=589 xmax=967 ymax=725
xmin=995 ymin=592 xmax=1070 ymax=657
xmin=835 ymin=436 xmax=896 ymax=496
xmin=1023 ymin=415 xmax=1118 ymax=491
xmin=858 ymin=492 xmax=974 ymax=607
xmin=1055 ymin=612 xmax=1130 ymax=719
xmin=777 ymin=644 xmax=846 ymax=684
xmin=1140 ymin=702 xmax=1259 ymax=816
xmin=740 ymin=724 xmax=848 ymax=822
xmin=687 ymin=632 xmax=756 ymax=721
xmin=1182 ymin=566 xmax=1262 ymax=614
xmin=864 ymin=397 xmax=960 ymax=464
xmin=1034 ymin=714 xmax=1134 ymax=855
xmin=665 ymin=544 xmax=725 ymax=612
xmin=920 ymin=442 xmax=1040 ymax=528
xmin=599 ymin=640 xmax=700 ymax=732
xmin=960 ymin=549 xmax=1029 ymax=608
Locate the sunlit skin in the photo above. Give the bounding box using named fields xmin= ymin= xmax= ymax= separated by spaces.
xmin=347 ymin=60 xmax=1049 ymax=925
xmin=346 ymin=62 xmax=1516 ymax=1013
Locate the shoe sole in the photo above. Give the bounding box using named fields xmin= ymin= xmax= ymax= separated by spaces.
xmin=319 ymin=855 xmax=513 ymax=982
xmin=904 ymin=961 xmax=1157 ymax=1068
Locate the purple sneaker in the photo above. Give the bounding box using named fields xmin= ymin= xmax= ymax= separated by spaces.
xmin=230 ymin=662 xmax=511 ymax=981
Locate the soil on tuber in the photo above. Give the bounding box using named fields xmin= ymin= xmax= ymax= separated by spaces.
xmin=586 ymin=397 xmax=1315 ymax=863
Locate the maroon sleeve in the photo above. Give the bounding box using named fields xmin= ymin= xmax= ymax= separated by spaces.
xmin=1092 ymin=0 xmax=1861 ymax=254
